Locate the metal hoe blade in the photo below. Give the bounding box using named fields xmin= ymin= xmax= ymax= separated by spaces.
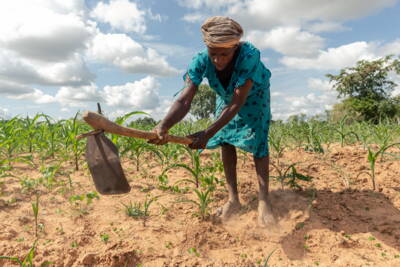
xmin=85 ymin=132 xmax=131 ymax=195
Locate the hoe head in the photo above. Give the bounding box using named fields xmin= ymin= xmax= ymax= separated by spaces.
xmin=85 ymin=132 xmax=131 ymax=195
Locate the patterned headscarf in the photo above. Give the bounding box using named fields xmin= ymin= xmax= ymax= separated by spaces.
xmin=201 ymin=16 xmax=243 ymax=48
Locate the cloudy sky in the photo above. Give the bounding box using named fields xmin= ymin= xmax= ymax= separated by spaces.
xmin=0 ymin=0 xmax=399 ymax=120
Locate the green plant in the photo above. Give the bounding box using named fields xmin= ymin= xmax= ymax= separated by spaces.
xmin=122 ymin=196 xmax=156 ymax=226
xmin=0 ymin=241 xmax=37 ymax=267
xmin=69 ymin=191 xmax=99 ymax=214
xmin=295 ymin=222 xmax=305 ymax=230
xmin=100 ymin=233 xmax=110 ymax=243
xmin=304 ymin=122 xmax=325 ymax=153
xmin=129 ymin=142 xmax=164 ymax=172
xmin=180 ymin=187 xmax=214 ymax=220
xmin=165 ymin=241 xmax=173 ymax=249
xmin=39 ymin=163 xmax=61 ymax=189
xmin=188 ymin=247 xmax=200 ymax=257
xmin=270 ymin=162 xmax=312 ymax=190
xmin=161 ymin=146 xmax=202 ymax=188
xmin=269 ymin=126 xmax=287 ymax=158
xmin=357 ymin=142 xmax=400 ymax=190
xmin=262 ymin=248 xmax=277 ymax=267
xmin=111 ymin=111 xmax=148 ymax=149
xmin=42 ymin=115 xmax=59 ymax=159
xmin=32 ymin=195 xmax=39 ymax=239
xmin=60 ymin=112 xmax=86 ymax=170
xmin=334 ymin=115 xmax=359 ymax=147
xmin=19 ymin=177 xmax=39 ymax=192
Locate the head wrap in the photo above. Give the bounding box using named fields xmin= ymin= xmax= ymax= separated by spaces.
xmin=201 ymin=16 xmax=243 ymax=48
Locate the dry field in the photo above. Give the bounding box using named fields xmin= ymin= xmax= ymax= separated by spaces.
xmin=1 ymin=143 xmax=400 ymax=267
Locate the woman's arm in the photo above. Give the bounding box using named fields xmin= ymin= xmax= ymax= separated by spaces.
xmin=206 ymin=79 xmax=252 ymax=137
xmin=161 ymin=78 xmax=198 ymax=129
xmin=149 ymin=77 xmax=198 ymax=144
xmin=188 ymin=79 xmax=253 ymax=149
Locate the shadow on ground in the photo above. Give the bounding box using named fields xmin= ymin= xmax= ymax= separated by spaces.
xmin=268 ymin=189 xmax=400 ymax=260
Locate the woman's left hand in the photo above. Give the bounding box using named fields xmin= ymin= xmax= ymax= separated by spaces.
xmin=187 ymin=131 xmax=210 ymax=149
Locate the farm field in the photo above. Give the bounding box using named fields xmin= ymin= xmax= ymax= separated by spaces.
xmin=1 ymin=114 xmax=400 ymax=266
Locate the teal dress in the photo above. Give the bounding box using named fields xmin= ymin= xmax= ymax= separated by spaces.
xmin=185 ymin=41 xmax=271 ymax=158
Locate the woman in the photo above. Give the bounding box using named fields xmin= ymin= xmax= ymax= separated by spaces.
xmin=150 ymin=16 xmax=274 ymax=226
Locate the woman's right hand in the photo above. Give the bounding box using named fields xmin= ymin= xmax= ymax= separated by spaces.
xmin=148 ymin=123 xmax=169 ymax=145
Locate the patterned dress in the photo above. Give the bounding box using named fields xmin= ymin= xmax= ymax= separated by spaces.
xmin=185 ymin=41 xmax=271 ymax=158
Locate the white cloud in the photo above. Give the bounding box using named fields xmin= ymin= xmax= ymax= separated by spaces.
xmin=182 ymin=0 xmax=396 ymax=30
xmin=380 ymin=39 xmax=400 ymax=55
xmin=149 ymin=98 xmax=174 ymax=120
xmin=306 ymin=21 xmax=350 ymax=33
xmin=0 ymin=0 xmax=179 ymax=102
xmin=33 ymin=0 xmax=86 ymax=16
xmin=0 ymin=80 xmax=35 ymax=95
xmin=246 ymin=27 xmax=325 ymax=57
xmin=9 ymin=89 xmax=56 ymax=104
xmin=308 ymin=78 xmax=335 ymax=92
xmin=53 ymin=76 xmax=165 ymax=111
xmin=178 ymin=0 xmax=238 ymax=10
xmin=90 ymin=0 xmax=146 ymax=34
xmin=0 ymin=0 xmax=96 ymax=88
xmin=182 ymin=13 xmax=208 ymax=23
xmin=0 ymin=50 xmax=95 ymax=86
xmin=143 ymin=42 xmax=194 ymax=57
xmin=280 ymin=39 xmax=400 ymax=71
xmin=0 ymin=79 xmax=56 ymax=106
xmin=0 ymin=107 xmax=9 ymax=119
xmin=0 ymin=73 xmax=172 ymax=119
xmin=101 ymin=76 xmax=160 ymax=109
xmin=0 ymin=0 xmax=95 ymax=62
xmin=105 ymin=97 xmax=173 ymax=121
xmin=179 ymin=0 xmax=397 ymax=63
xmin=390 ymin=74 xmax=400 ymax=97
xmin=271 ymin=77 xmax=340 ymax=120
xmin=281 ymin=41 xmax=378 ymax=70
xmin=271 ymin=92 xmax=283 ymax=97
xmin=87 ymin=33 xmax=180 ymax=76
xmin=55 ymin=83 xmax=102 ymax=107
xmin=146 ymin=9 xmax=164 ymax=23
xmin=272 ymin=92 xmax=339 ymax=120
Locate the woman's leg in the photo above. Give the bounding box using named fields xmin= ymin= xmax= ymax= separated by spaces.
xmin=217 ymin=143 xmax=241 ymax=219
xmin=253 ymin=155 xmax=276 ymax=226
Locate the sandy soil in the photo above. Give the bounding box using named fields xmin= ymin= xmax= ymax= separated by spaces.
xmin=1 ymin=143 xmax=400 ymax=266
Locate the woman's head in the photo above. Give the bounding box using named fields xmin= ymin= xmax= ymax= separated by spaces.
xmin=201 ymin=16 xmax=243 ymax=70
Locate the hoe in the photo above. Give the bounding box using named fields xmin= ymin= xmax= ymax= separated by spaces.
xmin=77 ymin=104 xmax=192 ymax=195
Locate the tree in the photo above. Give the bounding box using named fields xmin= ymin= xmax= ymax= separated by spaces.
xmin=287 ymin=113 xmax=307 ymax=125
xmin=326 ymin=55 xmax=400 ymax=122
xmin=190 ymin=84 xmax=216 ymax=120
xmin=130 ymin=117 xmax=157 ymax=128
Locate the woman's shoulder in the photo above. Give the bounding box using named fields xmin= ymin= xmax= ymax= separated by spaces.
xmin=240 ymin=41 xmax=260 ymax=57
xmin=191 ymin=48 xmax=208 ymax=61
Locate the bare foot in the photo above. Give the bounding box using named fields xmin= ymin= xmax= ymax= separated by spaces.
xmin=258 ymin=199 xmax=276 ymax=227
xmin=216 ymin=200 xmax=241 ymax=221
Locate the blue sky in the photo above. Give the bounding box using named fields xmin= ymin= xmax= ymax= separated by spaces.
xmin=0 ymin=0 xmax=399 ymax=120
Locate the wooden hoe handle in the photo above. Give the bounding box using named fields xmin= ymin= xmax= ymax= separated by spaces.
xmin=82 ymin=111 xmax=193 ymax=145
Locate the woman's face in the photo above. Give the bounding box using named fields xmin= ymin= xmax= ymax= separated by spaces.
xmin=208 ymin=46 xmax=238 ymax=71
